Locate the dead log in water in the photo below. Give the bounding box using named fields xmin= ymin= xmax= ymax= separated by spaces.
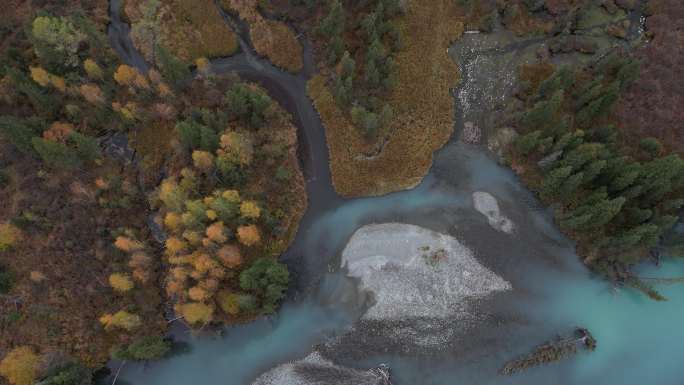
xmin=500 ymin=328 xmax=596 ymax=375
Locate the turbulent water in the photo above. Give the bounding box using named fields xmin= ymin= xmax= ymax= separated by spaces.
xmin=104 ymin=2 xmax=684 ymax=385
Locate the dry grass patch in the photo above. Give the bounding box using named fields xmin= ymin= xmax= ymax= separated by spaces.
xmin=220 ymin=0 xmax=303 ymax=73
xmin=308 ymin=0 xmax=463 ymax=197
xmin=125 ymin=0 xmax=239 ymax=63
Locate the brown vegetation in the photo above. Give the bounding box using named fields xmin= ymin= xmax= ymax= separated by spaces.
xmin=124 ymin=0 xmax=239 ymax=63
xmin=0 ymin=157 xmax=166 ymax=367
xmin=219 ymin=0 xmax=303 ymax=73
xmin=616 ymin=0 xmax=684 ymax=154
xmin=308 ymin=0 xmax=463 ymax=197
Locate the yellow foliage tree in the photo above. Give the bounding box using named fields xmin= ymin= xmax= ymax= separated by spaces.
xmin=182 ymin=230 xmax=203 ymax=246
xmin=164 ymin=212 xmax=183 ymax=231
xmin=99 ymin=310 xmax=141 ymax=331
xmin=199 ymin=278 xmax=219 ymax=291
xmin=218 ymin=291 xmax=240 ymax=316
xmin=134 ymin=73 xmax=150 ymax=89
xmin=237 ymin=225 xmax=260 ymax=246
xmin=83 ymin=58 xmax=103 ymax=80
xmin=109 ymin=273 xmax=134 ymax=292
xmin=43 ymin=122 xmax=74 ymax=142
xmin=240 ymin=200 xmax=260 ymax=219
xmin=205 ymin=221 xmax=227 ymax=243
xmin=171 ymin=267 xmax=189 ymax=281
xmin=166 ymin=279 xmax=185 ymax=296
xmin=221 ymin=189 xmax=240 ymax=203
xmin=159 ymin=179 xmax=185 ymax=212
xmin=0 ymin=346 xmax=40 ymax=385
xmin=29 ymin=67 xmax=50 ymax=87
xmin=168 ymin=255 xmax=190 ymax=265
xmin=208 ymin=267 xmax=226 ymax=279
xmin=114 ymin=236 xmax=144 ymax=253
xmin=192 ymin=253 xmax=218 ymax=273
xmin=129 ymin=252 xmax=152 ymax=269
xmin=195 ymin=57 xmax=211 ymax=76
xmin=217 ymin=244 xmax=242 ymax=268
xmin=165 ymin=237 xmax=187 ymax=255
xmin=177 ymin=302 xmax=213 ymax=325
xmin=157 ymin=82 xmax=173 ymax=97
xmin=148 ymin=69 xmax=162 ymax=84
xmin=0 ymin=223 xmax=22 ymax=251
xmin=79 ymin=84 xmax=105 ymax=105
xmin=192 ymin=150 xmax=214 ymax=172
xmin=219 ymin=131 xmax=254 ymax=166
xmin=48 ymin=75 xmax=66 ymax=92
xmin=29 ymin=271 xmax=46 ymax=283
xmin=114 ymin=64 xmax=138 ymax=86
xmin=188 ymin=286 xmax=209 ymax=302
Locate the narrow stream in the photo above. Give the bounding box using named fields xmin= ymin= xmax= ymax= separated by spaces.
xmin=105 ymin=3 xmax=684 ymax=385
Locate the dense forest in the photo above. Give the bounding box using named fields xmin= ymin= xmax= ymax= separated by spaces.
xmin=0 ymin=0 xmax=681 ymax=384
xmin=0 ymin=1 xmax=305 ymax=384
xmin=508 ymin=55 xmax=683 ymax=288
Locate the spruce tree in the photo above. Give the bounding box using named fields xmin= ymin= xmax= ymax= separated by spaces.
xmin=515 ymin=130 xmax=541 ymax=155
xmin=0 ymin=116 xmax=45 ymax=154
xmin=318 ymin=0 xmax=345 ymax=38
xmin=540 ymin=166 xmax=572 ymax=198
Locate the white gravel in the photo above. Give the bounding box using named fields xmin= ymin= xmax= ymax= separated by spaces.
xmin=341 ymin=223 xmax=511 ymax=321
xmin=252 ymin=352 xmax=384 ymax=385
xmin=472 ymin=191 xmax=515 ymax=234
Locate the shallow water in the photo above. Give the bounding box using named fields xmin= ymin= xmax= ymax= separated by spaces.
xmin=104 ymin=2 xmax=684 ymax=383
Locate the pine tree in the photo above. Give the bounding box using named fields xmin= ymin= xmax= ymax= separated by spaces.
xmin=559 ymin=171 xmax=584 ymax=201
xmin=581 ymin=159 xmax=607 ymax=185
xmin=0 ymin=116 xmax=45 ymax=154
xmin=156 ymin=44 xmax=189 ymax=86
xmin=625 ymin=207 xmax=653 ymax=225
xmin=31 ymin=137 xmax=80 ymax=169
xmin=69 ymin=132 xmax=99 ymax=163
xmin=540 ymin=166 xmax=572 ymax=198
xmin=588 ymin=196 xmax=626 ymax=229
xmin=560 ymin=142 xmax=603 ymax=172
xmin=340 ymin=51 xmax=355 ymax=78
xmin=560 ymin=211 xmax=593 ymax=230
xmin=576 ymin=82 xmax=619 ymax=127
xmin=318 ymin=0 xmax=345 ymax=38
xmin=610 ymin=224 xmax=659 ymax=249
xmin=522 ymin=90 xmax=563 ymax=130
xmin=608 ymin=161 xmax=641 ymax=192
xmin=515 ymin=130 xmax=541 ymax=155
xmin=639 ymin=137 xmax=663 ymax=158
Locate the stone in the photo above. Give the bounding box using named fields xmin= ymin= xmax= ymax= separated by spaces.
xmin=472 ymin=192 xmax=515 ymax=234
xmin=341 ymin=223 xmax=511 ymax=321
xmin=487 ymin=126 xmax=518 ymax=161
xmin=253 ymin=352 xmax=389 ymax=385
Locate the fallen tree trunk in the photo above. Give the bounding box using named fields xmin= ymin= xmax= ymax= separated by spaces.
xmin=500 ymin=328 xmax=596 ymax=375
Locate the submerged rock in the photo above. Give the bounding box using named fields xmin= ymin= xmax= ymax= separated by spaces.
xmin=472 ymin=192 xmax=515 ymax=234
xmin=253 ymin=352 xmax=391 ymax=385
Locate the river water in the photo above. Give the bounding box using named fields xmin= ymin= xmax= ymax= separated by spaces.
xmin=105 ymin=2 xmax=684 ymax=384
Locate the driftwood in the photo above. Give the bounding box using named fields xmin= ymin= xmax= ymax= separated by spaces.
xmin=111 ymin=361 xmax=126 ymax=385
xmin=500 ymin=328 xmax=596 ymax=375
xmin=369 ymin=364 xmax=393 ymax=385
